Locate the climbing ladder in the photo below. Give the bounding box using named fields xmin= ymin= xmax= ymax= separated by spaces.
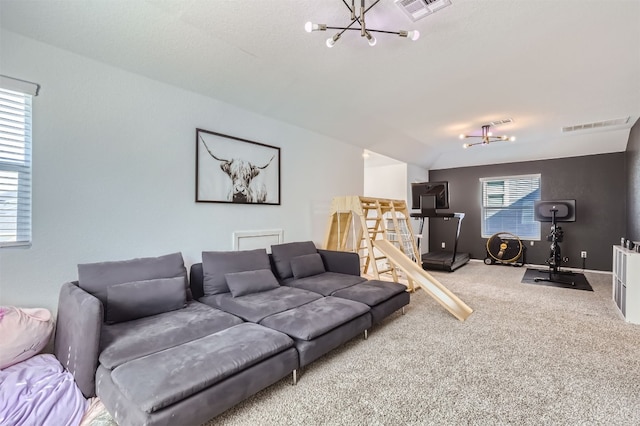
xmin=324 ymin=196 xmax=421 ymax=290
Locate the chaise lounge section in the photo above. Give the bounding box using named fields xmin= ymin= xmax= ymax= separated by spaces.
xmin=270 ymin=241 xmax=410 ymax=324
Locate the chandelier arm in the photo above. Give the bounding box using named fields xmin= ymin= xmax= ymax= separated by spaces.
xmin=327 ymin=18 xmax=360 ymax=38
xmin=366 ymin=29 xmax=403 ymax=35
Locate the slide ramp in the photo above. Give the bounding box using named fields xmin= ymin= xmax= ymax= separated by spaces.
xmin=373 ymin=240 xmax=473 ymax=321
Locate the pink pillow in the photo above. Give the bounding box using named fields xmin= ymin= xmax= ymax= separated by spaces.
xmin=0 ymin=306 xmax=54 ymax=369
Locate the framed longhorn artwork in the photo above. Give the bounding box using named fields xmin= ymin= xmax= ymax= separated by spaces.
xmin=196 ymin=128 xmax=281 ymax=205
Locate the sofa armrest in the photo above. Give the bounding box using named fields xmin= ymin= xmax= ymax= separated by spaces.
xmin=317 ymin=249 xmax=361 ymax=276
xmin=54 ymin=281 xmax=103 ymax=398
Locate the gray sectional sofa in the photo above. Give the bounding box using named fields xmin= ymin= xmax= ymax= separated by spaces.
xmin=54 ymin=242 xmax=409 ymax=426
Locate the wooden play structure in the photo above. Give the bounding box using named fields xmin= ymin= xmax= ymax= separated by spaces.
xmin=324 ymin=196 xmax=420 ymax=290
xmin=374 ymin=240 xmax=473 ymax=321
xmin=324 ymin=195 xmax=473 ymax=321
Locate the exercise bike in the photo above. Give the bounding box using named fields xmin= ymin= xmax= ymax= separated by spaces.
xmin=534 ymin=207 xmax=575 ymax=285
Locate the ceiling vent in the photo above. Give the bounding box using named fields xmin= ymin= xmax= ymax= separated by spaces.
xmin=395 ymin=0 xmax=452 ymax=22
xmin=489 ymin=118 xmax=513 ymax=127
xmin=562 ymin=116 xmax=630 ymax=133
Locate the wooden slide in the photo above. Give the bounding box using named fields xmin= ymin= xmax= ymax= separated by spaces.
xmin=373 ymin=240 xmax=473 ymax=321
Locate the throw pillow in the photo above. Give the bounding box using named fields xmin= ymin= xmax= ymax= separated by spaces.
xmin=290 ymin=253 xmax=326 ymax=279
xmin=77 ymin=252 xmax=190 ymax=309
xmin=105 ymin=276 xmax=187 ymax=324
xmin=225 ymin=269 xmax=280 ymax=298
xmin=201 ymin=249 xmax=271 ymax=296
xmin=270 ymin=241 xmax=318 ymax=280
xmin=0 ymin=306 xmax=54 ymax=369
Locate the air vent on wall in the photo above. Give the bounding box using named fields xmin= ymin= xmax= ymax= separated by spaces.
xmin=395 ymin=0 xmax=452 ymax=22
xmin=562 ymin=116 xmax=630 ymax=133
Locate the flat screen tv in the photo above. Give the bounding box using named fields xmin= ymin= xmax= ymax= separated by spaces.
xmin=411 ymin=181 xmax=449 ymax=210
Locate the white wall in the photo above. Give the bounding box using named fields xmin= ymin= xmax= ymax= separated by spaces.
xmin=363 ymin=163 xmax=407 ymax=200
xmin=0 ymin=31 xmax=364 ymax=313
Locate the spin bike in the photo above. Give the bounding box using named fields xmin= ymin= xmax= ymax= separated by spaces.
xmin=534 ymin=208 xmax=575 ymax=285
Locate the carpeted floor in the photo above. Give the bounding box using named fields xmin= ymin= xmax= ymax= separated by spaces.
xmin=205 ymin=262 xmax=640 ymax=425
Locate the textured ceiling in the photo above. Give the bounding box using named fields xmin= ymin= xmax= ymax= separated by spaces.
xmin=2 ymin=0 xmax=639 ymax=169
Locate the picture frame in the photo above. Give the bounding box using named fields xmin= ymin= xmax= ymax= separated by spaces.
xmin=196 ymin=128 xmax=281 ymax=205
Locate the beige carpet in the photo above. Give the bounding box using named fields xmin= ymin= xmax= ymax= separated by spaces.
xmin=207 ymin=262 xmax=640 ymax=425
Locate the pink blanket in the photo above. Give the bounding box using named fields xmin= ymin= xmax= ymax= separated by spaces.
xmin=0 ymin=354 xmax=87 ymax=426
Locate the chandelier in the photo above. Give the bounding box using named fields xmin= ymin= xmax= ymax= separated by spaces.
xmin=460 ymin=124 xmax=516 ymax=149
xmin=305 ymin=0 xmax=420 ymax=47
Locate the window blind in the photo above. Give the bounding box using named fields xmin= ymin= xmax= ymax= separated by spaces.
xmin=480 ymin=174 xmax=541 ymax=240
xmin=0 ymin=88 xmax=32 ymax=247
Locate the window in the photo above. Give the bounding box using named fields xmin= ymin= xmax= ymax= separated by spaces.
xmin=480 ymin=174 xmax=541 ymax=240
xmin=0 ymin=84 xmax=34 ymax=247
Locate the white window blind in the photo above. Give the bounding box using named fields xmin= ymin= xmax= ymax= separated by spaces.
xmin=480 ymin=174 xmax=541 ymax=240
xmin=0 ymin=87 xmax=32 ymax=247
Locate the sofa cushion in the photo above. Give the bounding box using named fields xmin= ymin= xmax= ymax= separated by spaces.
xmin=290 ymin=253 xmax=325 ymax=279
xmin=270 ymin=241 xmax=318 ymax=280
xmin=199 ymin=287 xmax=322 ymax=323
xmin=259 ymin=296 xmax=370 ymax=341
xmin=225 ymin=269 xmax=280 ymax=298
xmin=99 ymin=301 xmax=243 ymax=369
xmin=77 ymin=252 xmax=190 ymax=309
xmin=284 ymin=272 xmax=367 ymax=296
xmin=202 ymin=249 xmax=271 ymax=296
xmin=110 ymin=323 xmax=294 ymax=414
xmin=331 ymin=280 xmax=407 ymax=306
xmin=105 ymin=277 xmax=187 ymax=324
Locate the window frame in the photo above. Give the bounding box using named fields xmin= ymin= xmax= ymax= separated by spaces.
xmin=0 ymin=86 xmax=33 ymax=248
xmin=479 ymin=173 xmax=541 ymax=240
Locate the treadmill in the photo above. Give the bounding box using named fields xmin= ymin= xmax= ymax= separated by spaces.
xmin=410 ymin=194 xmax=470 ymax=272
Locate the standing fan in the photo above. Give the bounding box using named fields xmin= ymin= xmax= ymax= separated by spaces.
xmin=484 ymin=232 xmax=525 ymax=266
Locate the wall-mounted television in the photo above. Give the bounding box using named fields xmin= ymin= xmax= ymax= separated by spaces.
xmin=411 ymin=181 xmax=450 ymax=210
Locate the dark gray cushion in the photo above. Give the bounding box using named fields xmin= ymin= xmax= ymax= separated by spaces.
xmin=331 ymin=280 xmax=407 ymax=306
xmin=199 ymin=287 xmax=322 ymax=323
xmin=284 ymin=272 xmax=366 ymax=296
xmin=225 ymin=269 xmax=280 ymax=298
xmin=271 ymin=241 xmax=318 ymax=280
xmin=99 ymin=301 xmax=243 ymax=369
xmin=77 ymin=252 xmax=189 ymax=308
xmin=110 ymin=323 xmax=294 ymax=414
xmin=259 ymin=296 xmax=370 ymax=341
xmin=105 ymin=276 xmax=187 ymax=324
xmin=290 ymin=253 xmax=326 ymax=279
xmin=202 ymin=249 xmax=271 ymax=296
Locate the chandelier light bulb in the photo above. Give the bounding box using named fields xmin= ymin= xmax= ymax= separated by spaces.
xmin=326 ymin=35 xmax=339 ymax=48
xmin=305 ymin=21 xmax=314 ymax=32
xmin=408 ymin=30 xmax=420 ymax=41
xmin=510 ymin=136 xmax=516 ymax=141
xmin=459 ymin=134 xmax=466 ymax=140
xmin=366 ymin=34 xmax=377 ymax=46
xmin=463 ymin=143 xmax=470 ymax=149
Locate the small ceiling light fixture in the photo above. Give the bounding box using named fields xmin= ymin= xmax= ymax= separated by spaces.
xmin=305 ymin=0 xmax=420 ymax=48
xmin=460 ymin=124 xmax=516 ymax=149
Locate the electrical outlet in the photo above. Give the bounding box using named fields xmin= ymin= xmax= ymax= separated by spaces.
xmin=530 ymin=241 xmax=534 ymax=246
xmin=581 ymin=251 xmax=587 ymax=258
xmin=441 ymin=242 xmax=446 ymax=249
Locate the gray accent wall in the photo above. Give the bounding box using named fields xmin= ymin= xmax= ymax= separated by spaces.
xmin=428 ymin=152 xmax=626 ymax=271
xmin=627 ymin=119 xmax=640 ymax=242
